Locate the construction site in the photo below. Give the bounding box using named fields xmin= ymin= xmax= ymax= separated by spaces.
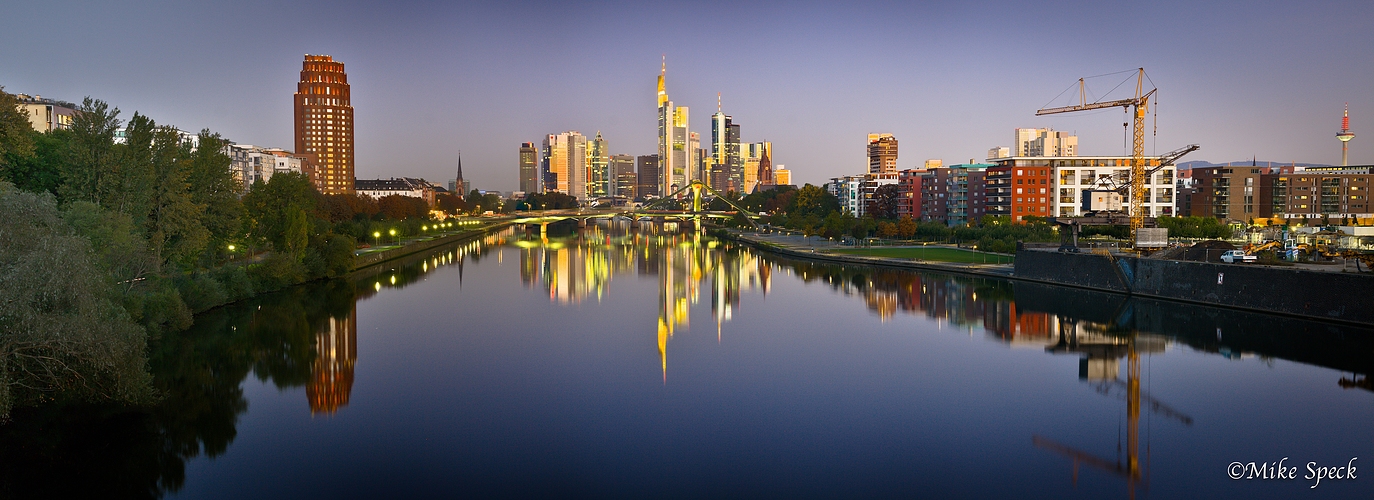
xmin=1015 ymin=69 xmax=1374 ymax=324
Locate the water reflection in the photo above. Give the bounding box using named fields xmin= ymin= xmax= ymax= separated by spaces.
xmin=1 ymin=223 xmax=1370 ymax=498
xmin=511 ymin=221 xmax=771 ymax=381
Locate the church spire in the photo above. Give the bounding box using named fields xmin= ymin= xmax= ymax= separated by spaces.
xmin=455 ymin=151 xmax=465 ymax=195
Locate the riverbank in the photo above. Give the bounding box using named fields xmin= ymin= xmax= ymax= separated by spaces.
xmin=351 ymin=220 xmax=513 ymax=271
xmin=719 ymin=229 xmax=1016 ymax=278
xmin=720 ymin=228 xmax=1374 ymax=327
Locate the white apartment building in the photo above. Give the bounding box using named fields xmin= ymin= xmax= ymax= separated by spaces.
xmin=1014 ymin=128 xmax=1078 ymax=157
xmin=993 ymin=156 xmax=1175 ymax=218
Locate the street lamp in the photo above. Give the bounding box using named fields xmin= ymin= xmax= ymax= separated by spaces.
xmin=373 ymin=231 xmax=381 ymax=247
xmin=388 ymin=228 xmax=397 ymax=244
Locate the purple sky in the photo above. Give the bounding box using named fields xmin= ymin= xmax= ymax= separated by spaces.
xmin=3 ymin=0 xmax=1371 ymax=191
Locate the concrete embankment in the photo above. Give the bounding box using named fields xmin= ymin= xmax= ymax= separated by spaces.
xmin=352 ymin=222 xmax=512 ymax=271
xmin=1014 ymin=250 xmax=1374 ymax=325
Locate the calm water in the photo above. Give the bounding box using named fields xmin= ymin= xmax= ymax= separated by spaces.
xmin=4 ymin=222 xmax=1372 ymax=498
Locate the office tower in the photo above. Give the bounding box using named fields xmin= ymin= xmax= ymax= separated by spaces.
xmin=657 ymin=58 xmax=690 ymax=195
xmin=294 ymin=54 xmax=354 ymax=194
xmin=988 ymin=146 xmax=1010 ymax=160
xmin=1014 ymin=128 xmax=1078 ymax=157
xmin=543 ymin=131 xmax=588 ymax=199
xmin=519 ymin=142 xmax=539 ymax=193
xmin=611 ymin=154 xmax=637 ymax=198
xmin=689 ymin=132 xmax=704 ymax=183
xmin=588 ymin=131 xmax=609 ymax=198
xmin=774 ymin=165 xmax=791 ymax=186
xmin=867 ymin=133 xmax=898 ymax=175
xmin=637 ymin=154 xmax=660 ymax=197
xmin=728 ymin=122 xmax=741 ymax=191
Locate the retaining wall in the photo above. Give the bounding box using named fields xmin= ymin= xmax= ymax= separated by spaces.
xmin=1015 ymin=250 xmax=1374 ymax=324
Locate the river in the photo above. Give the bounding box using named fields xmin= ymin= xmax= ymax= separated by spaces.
xmin=3 ymin=221 xmax=1371 ymax=498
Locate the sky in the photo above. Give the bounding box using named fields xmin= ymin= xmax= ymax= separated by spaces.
xmin=3 ymin=0 xmax=1371 ymax=191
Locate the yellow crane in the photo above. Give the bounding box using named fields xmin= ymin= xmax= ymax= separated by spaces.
xmin=1037 ymin=69 xmax=1156 ymax=240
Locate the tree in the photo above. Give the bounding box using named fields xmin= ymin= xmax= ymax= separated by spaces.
xmin=145 ymin=126 xmax=208 ymax=269
xmin=243 ymin=172 xmax=318 ymax=252
xmin=897 ymin=216 xmax=918 ymax=239
xmin=106 ymin=112 xmax=157 ymax=221
xmin=0 ymin=88 xmax=36 ymax=183
xmin=434 ymin=192 xmax=463 ymax=213
xmin=2 ymin=129 xmax=67 ymax=196
xmin=61 ymin=98 xmax=121 ymax=205
xmin=184 ymin=130 xmax=242 ymax=266
xmin=788 ymin=183 xmax=841 ymax=218
xmin=870 ymin=184 xmax=900 ymax=220
xmin=0 ymin=182 xmax=153 ymax=418
xmin=377 ymin=194 xmax=427 ymax=220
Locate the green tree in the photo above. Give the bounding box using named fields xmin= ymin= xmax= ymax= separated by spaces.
xmin=185 ymin=130 xmax=242 ymax=265
xmin=106 ymin=112 xmax=157 ymax=221
xmin=145 ymin=126 xmax=208 ymax=268
xmin=60 ymin=98 xmax=121 ymax=205
xmin=0 ymin=182 xmax=153 ymax=418
xmin=2 ymin=129 xmax=68 ymax=196
xmin=243 ymin=171 xmax=318 ymax=252
xmin=0 ymin=88 xmax=36 ymax=183
xmin=788 ymin=183 xmax=841 ymax=218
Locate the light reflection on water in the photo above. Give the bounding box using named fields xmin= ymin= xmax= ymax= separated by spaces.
xmin=2 ymin=221 xmax=1371 ymax=499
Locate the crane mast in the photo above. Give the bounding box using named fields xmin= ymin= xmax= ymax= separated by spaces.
xmin=1037 ymin=69 xmax=1157 ymax=241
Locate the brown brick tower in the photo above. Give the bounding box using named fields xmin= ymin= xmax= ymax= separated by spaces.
xmin=294 ymin=55 xmax=355 ymax=194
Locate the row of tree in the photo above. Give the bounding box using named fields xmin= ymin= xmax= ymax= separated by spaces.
xmin=0 ymin=89 xmax=451 ymax=416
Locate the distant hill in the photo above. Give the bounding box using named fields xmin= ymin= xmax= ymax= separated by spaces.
xmin=1176 ymin=160 xmax=1334 ymax=170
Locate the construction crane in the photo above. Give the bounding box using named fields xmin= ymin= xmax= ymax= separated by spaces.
xmin=1037 ymin=69 xmax=1157 ymax=241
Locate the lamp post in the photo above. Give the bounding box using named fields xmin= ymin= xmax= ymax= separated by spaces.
xmin=389 ymin=228 xmax=397 ymax=244
xmin=373 ymin=231 xmax=381 ymax=248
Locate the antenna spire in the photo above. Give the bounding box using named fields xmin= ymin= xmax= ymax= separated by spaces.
xmin=718 ymin=92 xmax=722 ymax=112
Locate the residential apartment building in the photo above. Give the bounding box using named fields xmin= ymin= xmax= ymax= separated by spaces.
xmin=984 ymin=163 xmax=1054 ymax=220
xmin=15 ymin=94 xmax=76 ymax=132
xmin=1272 ymin=166 xmax=1373 ymax=221
xmin=1013 ymin=128 xmax=1077 ymax=157
xmin=355 ymin=177 xmax=437 ymax=206
xmin=1186 ymin=165 xmax=1271 ymax=221
xmin=868 ymin=133 xmax=898 ymax=175
xmin=896 ymin=169 xmax=927 ymax=219
xmin=989 ymin=156 xmax=1175 ymax=219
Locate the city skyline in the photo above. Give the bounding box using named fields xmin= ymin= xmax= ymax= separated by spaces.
xmin=2 ymin=1 xmax=1371 ymax=192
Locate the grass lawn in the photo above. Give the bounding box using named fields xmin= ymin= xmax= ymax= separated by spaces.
xmin=826 ymin=246 xmax=1014 ymax=264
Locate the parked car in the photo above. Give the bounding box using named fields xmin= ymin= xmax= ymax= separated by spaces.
xmin=1219 ymin=250 xmax=1257 ymax=263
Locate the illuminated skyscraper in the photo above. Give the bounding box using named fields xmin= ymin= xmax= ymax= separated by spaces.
xmin=294 ymin=54 xmax=354 ymax=194
xmin=588 ymin=131 xmax=609 ymax=198
xmin=657 ymin=58 xmax=691 ymax=195
xmin=519 ymin=142 xmax=539 ymax=193
xmin=543 ymin=131 xmax=588 ymax=199
xmin=611 ymin=154 xmax=637 ymax=198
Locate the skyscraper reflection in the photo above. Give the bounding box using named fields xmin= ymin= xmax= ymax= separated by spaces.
xmin=308 ymin=307 xmax=357 ymax=414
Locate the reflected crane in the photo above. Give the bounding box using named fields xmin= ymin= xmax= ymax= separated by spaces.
xmin=1036 ymin=333 xmax=1194 ymax=499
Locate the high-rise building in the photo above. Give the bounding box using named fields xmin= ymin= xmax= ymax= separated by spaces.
xmin=657 ymin=58 xmax=691 ymax=195
xmin=294 ymin=54 xmax=355 ymax=195
xmin=1014 ymin=128 xmax=1077 ymax=157
xmin=544 ymin=131 xmax=588 ymax=199
xmin=588 ymin=132 xmax=609 ymax=198
xmin=611 ymin=154 xmax=637 ymax=198
xmin=519 ymin=142 xmax=539 ymax=193
xmin=774 ymin=165 xmax=792 ymax=186
xmin=988 ymin=146 xmax=1010 ymax=160
xmin=868 ymin=133 xmax=898 ymax=175
xmin=637 ymin=154 xmax=660 ymax=198
xmin=741 ymin=141 xmax=772 ymax=193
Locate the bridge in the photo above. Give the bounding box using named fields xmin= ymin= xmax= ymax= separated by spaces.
xmin=504 ymin=180 xmax=763 ymax=236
